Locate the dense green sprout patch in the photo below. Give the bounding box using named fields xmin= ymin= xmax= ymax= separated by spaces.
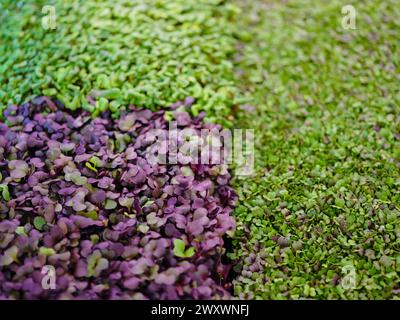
xmin=230 ymin=0 xmax=400 ymax=299
xmin=0 ymin=0 xmax=239 ymax=125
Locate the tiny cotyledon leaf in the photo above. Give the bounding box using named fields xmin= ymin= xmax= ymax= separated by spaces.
xmin=173 ymin=239 xmax=196 ymax=258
